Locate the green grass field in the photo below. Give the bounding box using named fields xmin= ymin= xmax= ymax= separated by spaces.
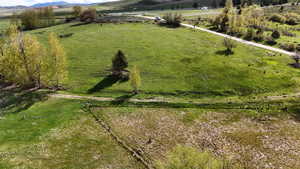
xmin=29 ymin=22 xmax=300 ymax=100
xmin=2 ymin=13 xmax=300 ymax=169
xmin=0 ymin=19 xmax=9 ymax=32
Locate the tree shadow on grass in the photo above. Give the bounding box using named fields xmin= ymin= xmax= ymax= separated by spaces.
xmin=0 ymin=84 xmax=52 ymax=115
xmin=70 ymin=22 xmax=91 ymax=27
xmin=157 ymin=22 xmax=181 ymax=29
xmin=215 ymin=50 xmax=233 ymax=56
xmin=87 ymin=75 xmax=128 ymax=94
xmin=112 ymin=93 xmax=136 ymax=105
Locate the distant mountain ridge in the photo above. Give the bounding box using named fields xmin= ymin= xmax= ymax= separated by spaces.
xmin=31 ymin=1 xmax=69 ymax=7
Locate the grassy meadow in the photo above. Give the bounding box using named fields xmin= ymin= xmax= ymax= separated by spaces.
xmin=1 ymin=7 xmax=300 ymax=168
xmin=28 ymin=22 xmax=300 ymax=100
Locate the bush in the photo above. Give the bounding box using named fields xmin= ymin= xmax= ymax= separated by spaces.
xmin=280 ymin=43 xmax=296 ymax=51
xmin=223 ymin=37 xmax=236 ymax=54
xmin=269 ymin=14 xmax=286 ymax=23
xmin=265 ymin=36 xmax=277 ymax=46
xmin=162 ymin=13 xmax=182 ymax=27
xmin=292 ymin=53 xmax=300 ymax=68
xmin=271 ymin=30 xmax=281 ymax=39
xmin=281 ymin=30 xmax=296 ymax=37
xmin=80 ymin=8 xmax=97 ymax=23
xmin=156 ymin=145 xmax=238 ymax=169
xmin=253 ymin=29 xmax=264 ymax=42
xmin=284 ymin=13 xmax=300 ymax=25
xmin=296 ymin=44 xmax=300 ymax=52
xmin=243 ymin=28 xmax=256 ymax=41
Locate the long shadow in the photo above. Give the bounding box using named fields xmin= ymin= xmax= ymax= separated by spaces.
xmin=88 ymin=75 xmax=124 ymax=94
xmin=112 ymin=94 xmax=136 ymax=105
xmin=0 ymin=85 xmax=51 ymax=116
xmin=70 ymin=22 xmax=92 ymax=27
xmin=158 ymin=22 xmax=181 ymax=28
xmin=215 ymin=50 xmax=233 ymax=56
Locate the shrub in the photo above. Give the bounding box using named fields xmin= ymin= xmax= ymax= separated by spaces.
xmin=80 ymin=8 xmax=97 ymax=23
xmin=243 ymin=28 xmax=256 ymax=41
xmin=271 ymin=30 xmax=281 ymax=39
xmin=213 ymin=13 xmax=229 ymax=32
xmin=269 ymin=14 xmax=286 ymax=23
xmin=284 ymin=13 xmax=300 ymax=25
xmin=281 ymin=30 xmax=296 ymax=37
xmin=223 ymin=37 xmax=236 ymax=54
xmin=265 ymin=36 xmax=277 ymax=45
xmin=292 ymin=52 xmax=300 ymax=68
xmin=253 ymin=29 xmax=264 ymax=42
xmin=162 ymin=13 xmax=182 ymax=27
xmin=296 ymin=44 xmax=300 ymax=52
xmin=280 ymin=43 xmax=296 ymax=51
xmin=156 ymin=145 xmax=237 ymax=169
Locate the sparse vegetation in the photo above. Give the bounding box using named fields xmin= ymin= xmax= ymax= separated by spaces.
xmin=156 ymin=145 xmax=237 ymax=169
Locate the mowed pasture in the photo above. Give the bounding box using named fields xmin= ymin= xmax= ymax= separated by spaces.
xmin=30 ymin=22 xmax=300 ymax=99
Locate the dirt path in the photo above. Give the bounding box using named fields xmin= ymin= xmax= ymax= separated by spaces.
xmin=51 ymin=94 xmax=168 ymax=103
xmin=50 ymin=92 xmax=300 ymax=105
xmin=136 ymin=15 xmax=296 ymax=56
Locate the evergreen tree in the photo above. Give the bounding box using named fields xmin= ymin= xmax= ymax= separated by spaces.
xmin=112 ymin=50 xmax=128 ymax=75
xmin=193 ymin=2 xmax=199 ymax=8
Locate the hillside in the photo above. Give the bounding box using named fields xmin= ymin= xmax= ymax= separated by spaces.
xmin=1 ymin=2 xmax=300 ymax=169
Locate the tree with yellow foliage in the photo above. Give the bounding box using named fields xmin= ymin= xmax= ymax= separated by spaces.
xmin=0 ymin=25 xmax=68 ymax=89
xmin=0 ymin=24 xmax=46 ymax=87
xmin=130 ymin=65 xmax=141 ymax=94
xmin=47 ymin=32 xmax=68 ymax=88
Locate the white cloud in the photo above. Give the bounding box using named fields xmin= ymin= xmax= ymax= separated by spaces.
xmin=0 ymin=0 xmax=116 ymax=6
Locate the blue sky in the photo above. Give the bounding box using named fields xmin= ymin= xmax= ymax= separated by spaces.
xmin=0 ymin=0 xmax=115 ymax=6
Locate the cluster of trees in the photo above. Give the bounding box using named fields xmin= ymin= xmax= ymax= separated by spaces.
xmin=0 ymin=25 xmax=67 ymax=89
xmin=211 ymin=0 xmax=300 ymax=53
xmin=19 ymin=7 xmax=55 ymax=30
xmin=218 ymin=0 xmax=289 ymax=7
xmin=72 ymin=6 xmax=98 ymax=23
xmin=111 ymin=50 xmax=141 ymax=94
xmin=269 ymin=13 xmax=300 ymax=25
xmin=212 ymin=0 xmax=284 ymax=44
